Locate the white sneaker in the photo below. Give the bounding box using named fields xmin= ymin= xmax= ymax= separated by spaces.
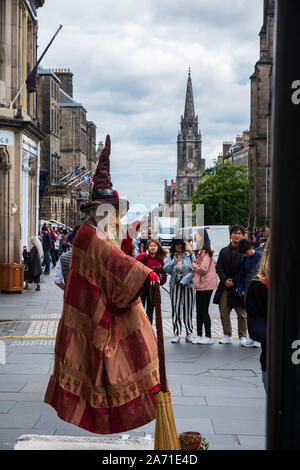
xmin=185 ymin=334 xmax=193 ymax=343
xmin=201 ymin=337 xmax=215 ymax=344
xmin=192 ymin=336 xmax=203 ymax=344
xmin=171 ymin=335 xmax=180 ymax=343
xmin=240 ymin=337 xmax=254 ymax=347
xmin=219 ymin=335 xmax=233 ymax=344
xmin=253 ymin=341 xmax=261 ymax=348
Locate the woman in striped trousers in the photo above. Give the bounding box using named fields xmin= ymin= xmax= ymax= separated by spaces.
xmin=164 ymin=239 xmax=195 ymax=343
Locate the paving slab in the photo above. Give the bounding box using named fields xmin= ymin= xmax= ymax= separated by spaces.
xmin=211 ymin=417 xmax=266 ymax=436
xmin=173 ymin=404 xmax=266 ymax=421
xmin=0 ymin=401 xmax=16 ymax=413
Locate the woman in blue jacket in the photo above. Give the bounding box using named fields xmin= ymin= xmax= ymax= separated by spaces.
xmin=164 ymin=238 xmax=195 ymax=343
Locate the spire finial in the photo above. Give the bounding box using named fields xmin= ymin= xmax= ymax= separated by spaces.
xmin=184 ymin=69 xmax=195 ymax=119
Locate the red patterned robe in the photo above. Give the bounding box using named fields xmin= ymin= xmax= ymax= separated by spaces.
xmin=44 ymin=221 xmax=160 ymax=434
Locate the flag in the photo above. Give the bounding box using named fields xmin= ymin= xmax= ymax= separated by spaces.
xmin=26 ymin=64 xmax=39 ymax=93
xmin=77 ymin=171 xmax=84 ymax=182
xmin=70 ymin=167 xmax=80 ymax=178
xmin=26 ymin=25 xmax=63 ymax=93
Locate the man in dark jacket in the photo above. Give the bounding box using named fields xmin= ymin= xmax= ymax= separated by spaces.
xmin=213 ymin=225 xmax=251 ymax=346
xmin=41 ymin=227 xmax=51 ymax=274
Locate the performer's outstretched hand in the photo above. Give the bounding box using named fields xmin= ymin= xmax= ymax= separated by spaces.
xmin=149 ymin=272 xmax=160 ymax=286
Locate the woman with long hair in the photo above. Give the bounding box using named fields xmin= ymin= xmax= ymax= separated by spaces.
xmin=23 ymin=236 xmax=43 ymax=291
xmin=136 ymin=238 xmax=167 ymax=324
xmin=164 ymin=238 xmax=195 ymax=343
xmin=245 ymin=236 xmax=270 ymax=392
xmin=192 ymin=229 xmax=217 ymax=344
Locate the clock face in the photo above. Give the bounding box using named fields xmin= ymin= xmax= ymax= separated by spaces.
xmin=187 ymin=162 xmax=194 ymax=170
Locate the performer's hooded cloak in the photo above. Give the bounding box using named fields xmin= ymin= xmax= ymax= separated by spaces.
xmin=44 ymin=136 xmax=160 ymax=434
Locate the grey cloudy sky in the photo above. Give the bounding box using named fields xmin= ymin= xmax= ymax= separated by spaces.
xmin=37 ymin=0 xmax=263 ymax=216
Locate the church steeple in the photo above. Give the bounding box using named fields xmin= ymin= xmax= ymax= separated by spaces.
xmin=175 ymin=71 xmax=205 ymax=207
xmin=184 ymin=68 xmax=195 ymax=120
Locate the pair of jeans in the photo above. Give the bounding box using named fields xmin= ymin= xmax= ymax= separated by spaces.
xmin=50 ymin=249 xmax=56 ymax=267
xmin=140 ymin=287 xmax=155 ymax=324
xmin=195 ymin=290 xmax=213 ymax=337
xmin=43 ymin=249 xmax=50 ymax=272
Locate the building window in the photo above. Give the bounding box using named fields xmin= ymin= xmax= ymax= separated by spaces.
xmin=187 ymin=180 xmax=194 ymax=198
xmin=188 ymin=147 xmax=193 ymax=159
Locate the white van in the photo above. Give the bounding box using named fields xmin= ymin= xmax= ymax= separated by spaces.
xmin=178 ymin=225 xmax=230 ymax=261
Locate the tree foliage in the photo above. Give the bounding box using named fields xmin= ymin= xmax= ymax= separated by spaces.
xmin=192 ymin=162 xmax=249 ymax=226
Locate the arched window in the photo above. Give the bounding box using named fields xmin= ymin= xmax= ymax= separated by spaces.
xmin=188 ymin=147 xmax=193 ymax=159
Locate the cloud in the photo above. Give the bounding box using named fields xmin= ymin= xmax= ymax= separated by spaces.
xmin=37 ymin=0 xmax=263 ymax=210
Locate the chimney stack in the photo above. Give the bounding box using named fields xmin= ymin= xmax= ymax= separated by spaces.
xmin=52 ymin=68 xmax=73 ymax=98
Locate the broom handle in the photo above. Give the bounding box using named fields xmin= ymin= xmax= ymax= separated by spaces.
xmin=151 ymin=284 xmax=168 ymax=393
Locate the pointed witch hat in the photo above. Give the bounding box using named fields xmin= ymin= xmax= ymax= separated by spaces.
xmin=80 ymin=135 xmax=129 ymax=216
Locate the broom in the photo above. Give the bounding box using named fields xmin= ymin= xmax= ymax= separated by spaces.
xmin=150 ymin=284 xmax=181 ymax=450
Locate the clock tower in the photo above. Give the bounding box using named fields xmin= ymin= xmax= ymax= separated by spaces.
xmin=176 ymin=70 xmax=205 ymax=207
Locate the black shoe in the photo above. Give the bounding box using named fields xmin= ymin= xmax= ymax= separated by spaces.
xmin=44 ymin=270 xmax=50 ymax=275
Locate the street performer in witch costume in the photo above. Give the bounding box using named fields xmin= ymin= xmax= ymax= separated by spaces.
xmin=44 ymin=135 xmax=161 ymax=434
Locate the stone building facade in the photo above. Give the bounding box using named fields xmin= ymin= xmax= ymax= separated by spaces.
xmin=222 ymin=130 xmax=250 ymax=167
xmin=0 ymin=0 xmax=45 ymax=264
xmin=37 ymin=68 xmax=97 ymax=228
xmin=57 ymin=69 xmax=97 ymax=225
xmin=249 ymin=0 xmax=275 ymax=229
xmin=37 ymin=67 xmax=76 ymax=229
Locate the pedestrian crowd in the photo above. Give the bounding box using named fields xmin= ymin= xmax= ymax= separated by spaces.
xmin=133 ymin=223 xmax=270 ymax=392
xmin=22 ymin=223 xmax=80 ymax=292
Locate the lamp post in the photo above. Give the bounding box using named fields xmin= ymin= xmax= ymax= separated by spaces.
xmin=267 ymin=0 xmax=300 ymax=449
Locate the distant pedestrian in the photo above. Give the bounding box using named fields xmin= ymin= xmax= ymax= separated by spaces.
xmin=49 ymin=232 xmax=57 ymax=268
xmin=257 ymin=226 xmax=270 ymax=251
xmin=136 ymin=238 xmax=167 ymax=324
xmin=59 ymin=229 xmax=69 ymax=255
xmin=23 ymin=237 xmax=43 ymax=291
xmin=237 ymin=238 xmax=263 ymax=296
xmin=140 ymin=226 xmax=153 ymax=253
xmin=164 ymin=238 xmax=195 ymax=344
xmin=237 ymin=238 xmax=263 ymax=347
xmin=49 ymin=228 xmax=59 ymax=263
xmin=245 ymin=237 xmax=270 ymax=392
xmin=54 ymin=225 xmax=81 ymax=290
xmin=41 ymin=226 xmax=51 ymax=274
xmin=191 ymin=229 xmax=217 ymax=345
xmin=213 ymin=224 xmax=250 ymax=346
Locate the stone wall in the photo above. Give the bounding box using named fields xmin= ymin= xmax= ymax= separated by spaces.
xmin=249 ymin=0 xmax=275 ymax=229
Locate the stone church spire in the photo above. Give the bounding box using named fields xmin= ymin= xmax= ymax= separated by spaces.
xmin=174 ymin=71 xmax=205 ymax=208
xmin=184 ymin=68 xmax=195 ymax=120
